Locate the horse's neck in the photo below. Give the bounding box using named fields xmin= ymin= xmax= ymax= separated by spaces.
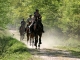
xmin=29 ymin=22 xmax=32 ymax=25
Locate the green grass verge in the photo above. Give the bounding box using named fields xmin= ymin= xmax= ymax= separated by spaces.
xmin=0 ymin=36 xmax=32 ymax=60
xmin=0 ymin=28 xmax=41 ymax=60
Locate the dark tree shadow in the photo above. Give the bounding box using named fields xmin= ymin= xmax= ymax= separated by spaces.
xmin=27 ymin=48 xmax=80 ymax=59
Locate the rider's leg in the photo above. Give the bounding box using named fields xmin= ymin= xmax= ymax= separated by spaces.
xmin=40 ymin=23 xmax=44 ymax=33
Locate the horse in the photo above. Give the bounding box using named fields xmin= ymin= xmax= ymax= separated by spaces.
xmin=19 ymin=25 xmax=25 ymax=41
xmin=33 ymin=20 xmax=43 ymax=49
xmin=25 ymin=22 xmax=35 ymax=47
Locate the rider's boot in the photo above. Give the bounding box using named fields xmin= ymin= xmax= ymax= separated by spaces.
xmin=42 ymin=28 xmax=44 ymax=33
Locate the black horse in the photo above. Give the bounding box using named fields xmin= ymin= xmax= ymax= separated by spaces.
xmin=33 ymin=20 xmax=43 ymax=49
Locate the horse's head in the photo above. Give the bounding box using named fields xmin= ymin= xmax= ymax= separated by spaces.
xmin=33 ymin=21 xmax=42 ymax=33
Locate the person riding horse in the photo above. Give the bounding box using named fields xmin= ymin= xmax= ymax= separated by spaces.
xmin=20 ymin=18 xmax=26 ymax=33
xmin=32 ymin=9 xmax=45 ymax=48
xmin=34 ymin=9 xmax=44 ymax=33
xmin=19 ymin=19 xmax=26 ymax=40
xmin=25 ymin=9 xmax=44 ymax=48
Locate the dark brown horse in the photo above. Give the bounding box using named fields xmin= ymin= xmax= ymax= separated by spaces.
xmin=33 ymin=21 xmax=43 ymax=49
xmin=25 ymin=20 xmax=43 ymax=49
xmin=19 ymin=25 xmax=25 ymax=41
xmin=25 ymin=22 xmax=34 ymax=47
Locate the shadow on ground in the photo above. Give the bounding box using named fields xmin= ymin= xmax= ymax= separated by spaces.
xmin=27 ymin=48 xmax=80 ymax=59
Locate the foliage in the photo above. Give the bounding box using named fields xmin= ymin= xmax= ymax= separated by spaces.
xmin=0 ymin=0 xmax=11 ymax=27
xmin=0 ymin=0 xmax=80 ymax=38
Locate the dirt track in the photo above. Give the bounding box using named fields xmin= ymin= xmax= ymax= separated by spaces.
xmin=9 ymin=29 xmax=80 ymax=60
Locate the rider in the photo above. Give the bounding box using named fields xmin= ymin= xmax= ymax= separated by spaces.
xmin=34 ymin=9 xmax=44 ymax=33
xmin=21 ymin=18 xmax=26 ymax=26
xmin=19 ymin=18 xmax=26 ymax=33
xmin=26 ymin=15 xmax=33 ymax=26
xmin=26 ymin=15 xmax=33 ymax=33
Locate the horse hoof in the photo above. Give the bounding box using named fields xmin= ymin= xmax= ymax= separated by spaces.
xmin=38 ymin=47 xmax=40 ymax=50
xmin=39 ymin=42 xmax=42 ymax=44
xmin=38 ymin=45 xmax=40 ymax=47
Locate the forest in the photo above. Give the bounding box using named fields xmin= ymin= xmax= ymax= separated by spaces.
xmin=0 ymin=0 xmax=80 ymax=59
xmin=0 ymin=0 xmax=80 ymax=39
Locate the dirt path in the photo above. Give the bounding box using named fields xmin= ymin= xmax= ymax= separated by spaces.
xmin=9 ymin=29 xmax=80 ymax=60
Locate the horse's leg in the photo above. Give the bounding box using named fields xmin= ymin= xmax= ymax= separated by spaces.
xmin=27 ymin=33 xmax=29 ymax=44
xmin=30 ymin=35 xmax=31 ymax=46
xmin=20 ymin=35 xmax=22 ymax=41
xmin=23 ymin=33 xmax=25 ymax=39
xmin=22 ymin=34 xmax=24 ymax=40
xmin=31 ymin=34 xmax=34 ymax=46
xmin=30 ymin=34 xmax=33 ymax=47
xmin=38 ymin=37 xmax=41 ymax=49
xmin=32 ymin=37 xmax=34 ymax=47
xmin=35 ymin=35 xmax=38 ymax=49
xmin=32 ymin=35 xmax=34 ymax=47
xmin=20 ymin=33 xmax=22 ymax=41
xmin=22 ymin=32 xmax=24 ymax=40
xmin=38 ymin=33 xmax=42 ymax=49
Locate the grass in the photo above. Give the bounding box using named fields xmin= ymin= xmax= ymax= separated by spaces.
xmin=56 ymin=38 xmax=80 ymax=58
xmin=0 ymin=36 xmax=32 ymax=60
xmin=0 ymin=28 xmax=41 ymax=60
